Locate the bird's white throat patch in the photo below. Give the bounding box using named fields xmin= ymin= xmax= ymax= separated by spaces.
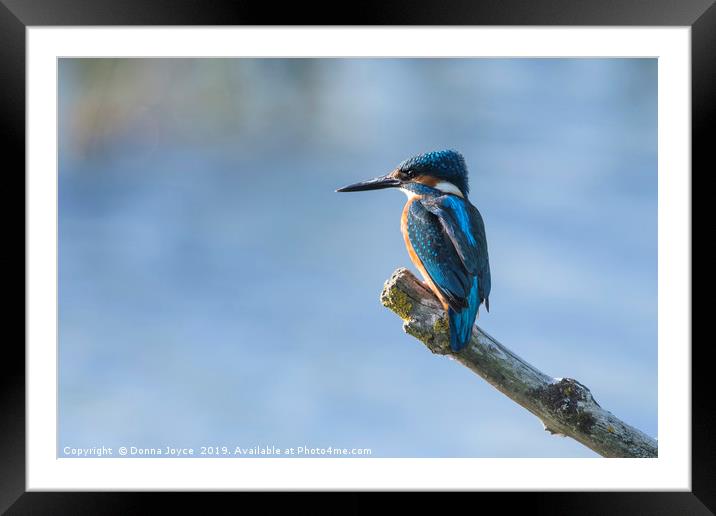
xmin=400 ymin=188 xmax=419 ymax=199
xmin=434 ymin=181 xmax=464 ymax=197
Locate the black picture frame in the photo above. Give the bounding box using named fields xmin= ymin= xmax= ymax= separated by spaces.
xmin=3 ymin=1 xmax=710 ymax=513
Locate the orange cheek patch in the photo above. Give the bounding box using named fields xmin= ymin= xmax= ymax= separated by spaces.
xmin=415 ymin=175 xmax=439 ymax=187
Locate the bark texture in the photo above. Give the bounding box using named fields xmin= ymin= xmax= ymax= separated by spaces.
xmin=381 ymin=267 xmax=657 ymax=458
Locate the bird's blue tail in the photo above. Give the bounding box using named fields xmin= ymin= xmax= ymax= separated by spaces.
xmin=448 ymin=277 xmax=480 ymax=352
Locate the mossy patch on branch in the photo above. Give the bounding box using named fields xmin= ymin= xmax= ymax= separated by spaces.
xmin=381 ymin=288 xmax=413 ymax=321
xmin=433 ymin=316 xmax=449 ymax=334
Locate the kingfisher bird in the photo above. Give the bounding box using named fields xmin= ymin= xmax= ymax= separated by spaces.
xmin=337 ymin=150 xmax=491 ymax=352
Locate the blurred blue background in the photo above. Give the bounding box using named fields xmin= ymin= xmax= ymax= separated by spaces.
xmin=58 ymin=58 xmax=657 ymax=458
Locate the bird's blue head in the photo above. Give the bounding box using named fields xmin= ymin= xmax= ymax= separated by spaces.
xmin=395 ymin=150 xmax=469 ymax=196
xmin=336 ymin=149 xmax=470 ymax=198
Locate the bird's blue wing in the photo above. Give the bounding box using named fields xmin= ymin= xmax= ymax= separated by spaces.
xmin=406 ymin=199 xmax=477 ymax=351
xmin=405 ymin=200 xmax=471 ymax=311
xmin=412 ymin=195 xmax=491 ymax=352
xmin=419 ymin=195 xmax=491 ymax=309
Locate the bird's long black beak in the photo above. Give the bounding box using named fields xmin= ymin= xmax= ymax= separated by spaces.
xmin=336 ymin=174 xmax=401 ymax=193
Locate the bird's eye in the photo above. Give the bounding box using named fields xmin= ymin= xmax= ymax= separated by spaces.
xmin=404 ymin=169 xmax=415 ymax=178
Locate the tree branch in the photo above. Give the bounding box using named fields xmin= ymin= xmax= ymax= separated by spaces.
xmin=380 ymin=267 xmax=657 ymax=458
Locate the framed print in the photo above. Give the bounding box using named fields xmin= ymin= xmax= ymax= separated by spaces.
xmin=3 ymin=0 xmax=711 ymax=513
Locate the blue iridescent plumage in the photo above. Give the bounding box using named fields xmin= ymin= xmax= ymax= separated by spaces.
xmin=337 ymin=149 xmax=491 ymax=352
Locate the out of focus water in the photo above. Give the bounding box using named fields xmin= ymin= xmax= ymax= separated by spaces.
xmin=58 ymin=58 xmax=657 ymax=457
